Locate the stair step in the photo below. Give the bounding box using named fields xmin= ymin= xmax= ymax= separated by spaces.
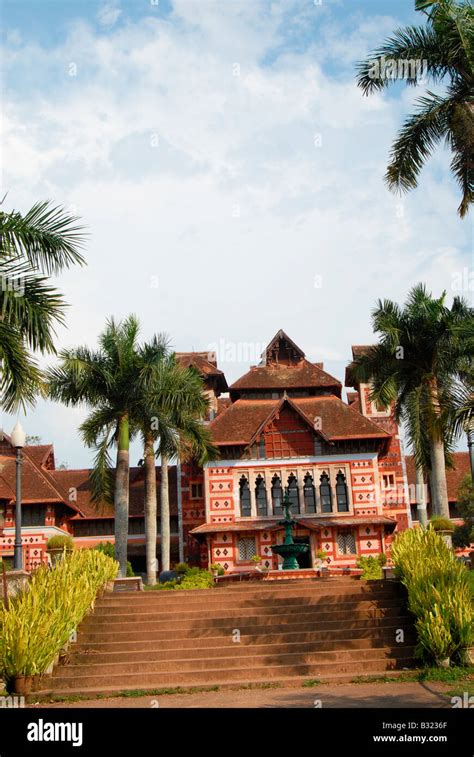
xmin=79 ymin=606 xmax=406 ymax=633
xmin=68 ymin=637 xmax=416 ymax=665
xmin=89 ymin=598 xmax=405 ymax=622
xmin=77 ymin=615 xmax=413 ymax=643
xmin=33 ymin=667 xmax=418 ymax=700
xmin=47 ymin=656 xmax=417 ymax=691
xmin=73 ymin=625 xmax=415 ymax=653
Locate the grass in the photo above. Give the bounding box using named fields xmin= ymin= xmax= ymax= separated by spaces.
xmin=29 ymin=681 xmax=285 ymax=704
xmin=446 ymin=683 xmax=474 ymax=699
xmin=33 ymin=685 xmax=221 ymax=704
xmin=351 ymin=666 xmax=474 ymax=685
xmin=302 ymin=679 xmax=322 ymax=687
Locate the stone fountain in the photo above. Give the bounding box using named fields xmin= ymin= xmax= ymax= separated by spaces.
xmin=271 ymin=492 xmax=308 ymax=570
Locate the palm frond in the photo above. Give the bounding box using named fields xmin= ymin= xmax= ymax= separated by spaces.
xmin=385 ymin=92 xmax=452 ymax=192
xmin=0 ymin=201 xmax=86 ymax=274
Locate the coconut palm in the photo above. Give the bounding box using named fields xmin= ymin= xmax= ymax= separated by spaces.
xmin=48 ymin=316 xmax=147 ymax=577
xmin=0 ymin=200 xmax=85 ymax=411
xmin=138 ymin=354 xmax=218 ymax=583
xmin=356 ymin=0 xmax=474 ymax=217
xmin=352 ymin=284 xmax=474 ymax=519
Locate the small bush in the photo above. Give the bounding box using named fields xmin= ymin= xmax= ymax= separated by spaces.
xmin=94 ymin=542 xmax=134 ymax=577
xmin=46 ymin=534 xmax=74 ymax=551
xmin=177 ymin=569 xmax=214 ymax=590
xmin=174 ymin=562 xmax=189 ymax=575
xmin=356 ymin=554 xmax=385 ymax=580
xmin=429 ymin=516 xmax=454 ymax=532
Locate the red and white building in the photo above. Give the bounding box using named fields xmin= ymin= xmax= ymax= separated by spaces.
xmin=0 ymin=331 xmax=470 ymax=574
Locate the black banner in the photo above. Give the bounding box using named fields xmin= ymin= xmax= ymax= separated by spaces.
xmin=0 ymin=707 xmax=471 ymax=756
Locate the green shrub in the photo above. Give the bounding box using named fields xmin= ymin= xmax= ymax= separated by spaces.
xmin=391 ymin=528 xmax=473 ymax=663
xmin=176 ymin=569 xmax=214 ymax=590
xmin=356 ymin=554 xmax=386 ymax=580
xmin=0 ymin=549 xmax=118 ymax=679
xmin=94 ymin=542 xmax=134 ymax=577
xmin=145 ymin=566 xmax=215 ymax=591
xmin=416 ymin=605 xmax=457 ymax=661
xmin=175 ymin=562 xmax=190 ymax=575
xmin=429 ymin=516 xmax=454 ymax=532
xmin=46 ymin=534 xmax=74 ymax=551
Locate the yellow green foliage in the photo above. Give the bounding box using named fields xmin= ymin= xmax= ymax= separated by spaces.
xmin=0 ymin=549 xmax=118 ymax=678
xmin=391 ymin=528 xmax=473 ymax=661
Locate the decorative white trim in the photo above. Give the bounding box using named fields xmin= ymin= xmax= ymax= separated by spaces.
xmin=206 ymin=453 xmax=378 ymax=469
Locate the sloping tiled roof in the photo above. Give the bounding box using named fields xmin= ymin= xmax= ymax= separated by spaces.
xmin=209 ymin=396 xmax=390 ymax=446
xmin=190 ymin=519 xmax=282 ymax=536
xmin=210 ymin=400 xmax=278 ymax=445
xmin=405 ymin=452 xmax=471 ymax=503
xmin=24 ymin=444 xmax=54 ymax=468
xmin=51 ymin=466 xmax=179 ymax=519
xmin=230 ymin=359 xmax=341 ymax=392
xmin=176 ymin=352 xmax=228 ymax=392
xmin=0 ymin=447 xmax=82 ymax=511
xmin=190 ymin=515 xmax=397 ymax=539
xmin=301 ymin=516 xmax=397 ymax=532
xmin=293 ymin=397 xmax=389 ymax=440
xmin=217 ymin=397 xmax=231 ymax=414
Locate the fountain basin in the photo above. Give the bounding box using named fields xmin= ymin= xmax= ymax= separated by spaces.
xmin=271 ymin=542 xmax=308 ymax=571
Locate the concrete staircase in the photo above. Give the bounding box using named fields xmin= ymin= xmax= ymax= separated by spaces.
xmin=37 ymin=578 xmax=417 ymax=697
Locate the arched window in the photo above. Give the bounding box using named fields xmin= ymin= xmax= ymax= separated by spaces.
xmin=303 ymin=473 xmax=316 ymax=513
xmin=287 ymin=474 xmax=300 ymax=514
xmin=255 ymin=474 xmax=268 ymax=516
xmin=319 ymin=472 xmax=332 ymax=513
xmin=239 ymin=475 xmax=251 ymax=517
xmin=336 ymin=471 xmax=349 ymax=512
xmin=271 ymin=474 xmax=283 ymax=515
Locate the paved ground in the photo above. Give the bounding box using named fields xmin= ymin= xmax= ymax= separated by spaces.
xmin=30 ymin=681 xmax=456 ymax=709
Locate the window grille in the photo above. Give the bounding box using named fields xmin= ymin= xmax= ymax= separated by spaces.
xmin=337 ymin=531 xmax=356 ymax=555
xmin=238 ymin=536 xmax=257 ymax=561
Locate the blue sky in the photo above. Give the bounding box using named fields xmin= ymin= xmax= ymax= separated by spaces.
xmin=1 ymin=0 xmax=472 ymax=466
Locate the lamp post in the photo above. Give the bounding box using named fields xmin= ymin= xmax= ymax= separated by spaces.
xmin=11 ymin=422 xmax=26 ymax=570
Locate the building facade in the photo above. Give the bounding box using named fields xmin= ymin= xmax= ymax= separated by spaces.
xmin=189 ymin=331 xmax=410 ymax=573
xmin=0 ymin=330 xmax=469 ymax=575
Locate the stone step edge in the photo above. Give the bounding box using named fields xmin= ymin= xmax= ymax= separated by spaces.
xmin=31 ymin=667 xmax=420 ymax=702
xmin=52 ymin=649 xmax=418 ymax=676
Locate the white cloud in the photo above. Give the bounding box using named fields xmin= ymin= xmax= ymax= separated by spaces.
xmin=97 ymin=2 xmax=122 ymax=28
xmin=0 ymin=2 xmax=470 ymax=465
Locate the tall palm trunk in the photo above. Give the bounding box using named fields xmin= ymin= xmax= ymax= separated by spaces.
xmin=415 ymin=464 xmax=428 ymax=527
xmin=144 ymin=433 xmax=158 ymax=585
xmin=429 ymin=438 xmax=450 ymax=519
xmin=428 ymin=377 xmax=450 ymax=519
xmin=160 ymin=453 xmax=170 ymax=573
xmin=114 ymin=414 xmax=130 ymax=577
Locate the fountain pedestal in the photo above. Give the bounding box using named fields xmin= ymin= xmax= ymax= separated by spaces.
xmin=271 ymin=493 xmax=308 ymax=570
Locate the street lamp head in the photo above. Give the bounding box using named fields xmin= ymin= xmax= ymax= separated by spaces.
xmin=10 ymin=422 xmax=26 ymax=449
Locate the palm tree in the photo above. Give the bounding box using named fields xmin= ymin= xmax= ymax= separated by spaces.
xmin=48 ymin=316 xmax=147 ymax=577
xmin=356 ymin=0 xmax=473 ymax=217
xmin=352 ymin=284 xmax=474 ymax=519
xmin=0 ymin=200 xmax=85 ymax=410
xmin=139 ymin=354 xmax=218 ymax=582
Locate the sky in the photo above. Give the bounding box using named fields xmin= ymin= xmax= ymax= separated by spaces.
xmin=0 ymin=0 xmax=472 ymax=468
